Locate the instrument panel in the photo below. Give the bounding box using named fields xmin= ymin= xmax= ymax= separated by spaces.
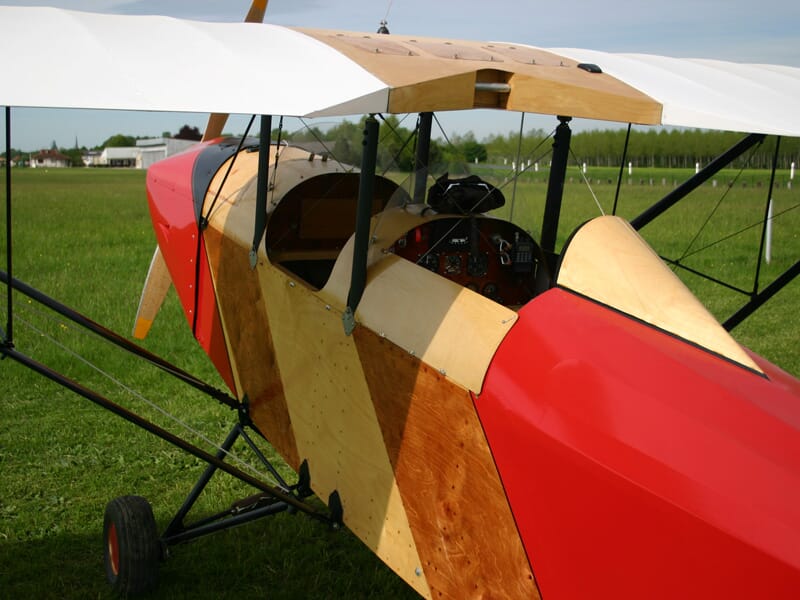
xmin=389 ymin=216 xmax=547 ymax=307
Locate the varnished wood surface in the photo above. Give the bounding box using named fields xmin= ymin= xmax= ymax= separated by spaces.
xmin=356 ymin=327 xmax=541 ymax=599
xmin=256 ymin=263 xmax=432 ymax=598
xmin=295 ymin=28 xmax=662 ymax=124
xmin=202 ymin=150 xmax=540 ymax=597
xmin=557 ymin=216 xmax=762 ymax=372
xmin=132 ymin=246 xmax=171 ymax=339
xmin=203 ymin=224 xmax=301 ymax=470
xmin=321 ymin=207 xmax=518 ymax=393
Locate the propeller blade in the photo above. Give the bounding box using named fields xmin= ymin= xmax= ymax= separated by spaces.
xmin=201 ymin=0 xmax=269 ymax=142
xmin=132 ymin=246 xmax=172 ymax=339
xmin=139 ymin=1 xmax=269 ymax=336
xmin=201 ymin=112 xmax=229 ymax=142
xmin=245 ymin=0 xmax=269 ymax=22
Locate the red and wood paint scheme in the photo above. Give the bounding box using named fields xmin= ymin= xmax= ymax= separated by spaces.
xmin=145 ymin=141 xmax=800 ymax=599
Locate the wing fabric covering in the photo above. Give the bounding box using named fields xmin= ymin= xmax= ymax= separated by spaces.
xmin=551 ymin=48 xmax=800 ymax=135
xmin=0 ymin=7 xmax=389 ymax=118
xmin=1 ymin=7 xmax=800 ymax=135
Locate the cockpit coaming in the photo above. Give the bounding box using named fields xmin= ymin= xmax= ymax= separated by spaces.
xmin=263 ymin=155 xmax=547 ymax=309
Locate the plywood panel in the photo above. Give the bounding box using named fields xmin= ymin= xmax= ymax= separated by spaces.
xmin=355 ymin=328 xmax=540 ymax=599
xmin=557 ymin=216 xmax=762 ymax=372
xmin=257 ymin=264 xmax=431 ymax=598
xmin=321 ymin=208 xmax=517 ymax=393
xmin=296 ymin=28 xmax=662 ymax=124
xmin=203 ymin=223 xmax=301 ymax=470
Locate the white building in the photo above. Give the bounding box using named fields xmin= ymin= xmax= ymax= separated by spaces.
xmin=30 ymin=148 xmax=70 ymax=168
xmin=136 ymin=137 xmax=199 ymax=169
xmin=99 ymin=146 xmax=140 ymax=167
xmin=80 ymin=138 xmax=199 ymax=169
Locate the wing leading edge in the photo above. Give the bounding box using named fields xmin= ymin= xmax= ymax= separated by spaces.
xmin=1 ymin=6 xmax=799 ymax=135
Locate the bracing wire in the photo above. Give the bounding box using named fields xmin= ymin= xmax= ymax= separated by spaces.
xmin=383 ymin=0 xmax=394 ymax=22
xmin=569 ymin=147 xmax=605 ymax=216
xmin=509 ymin=112 xmax=525 ymax=223
xmin=297 ymin=117 xmax=351 ymax=173
xmin=15 ymin=303 xmax=281 ymax=488
xmin=376 ymin=113 xmax=416 ymax=176
xmin=674 ymin=142 xmax=760 ymax=267
xmin=673 ymin=201 xmax=799 ymax=261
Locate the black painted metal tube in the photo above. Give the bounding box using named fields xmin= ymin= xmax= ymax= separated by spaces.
xmin=413 ymin=112 xmax=433 ymax=204
xmin=4 ymin=107 xmax=12 ymax=344
xmin=161 ymin=501 xmax=289 ymax=546
xmin=0 ymin=344 xmax=328 ymax=521
xmin=162 ymin=423 xmax=243 ymax=538
xmin=753 ymin=136 xmax=781 ymax=295
xmin=631 ymin=133 xmax=765 ymax=231
xmin=724 ymin=259 xmax=800 ymax=331
xmin=613 ymin=123 xmax=632 ymax=216
xmin=346 ymin=116 xmax=379 ymax=314
xmin=252 ymin=114 xmax=271 ymax=260
xmin=0 ymin=269 xmax=238 ymax=409
xmin=540 ymin=116 xmax=572 ymax=269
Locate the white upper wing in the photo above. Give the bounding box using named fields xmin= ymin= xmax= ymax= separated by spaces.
xmin=2 ymin=6 xmax=799 ymax=136
xmin=1 ymin=7 xmax=388 ymax=117
xmin=551 ymin=48 xmax=800 ymax=136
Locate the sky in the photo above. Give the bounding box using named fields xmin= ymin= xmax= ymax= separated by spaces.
xmin=2 ymin=0 xmax=800 ymax=151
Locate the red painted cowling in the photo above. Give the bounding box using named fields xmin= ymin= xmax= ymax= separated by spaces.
xmin=145 ymin=142 xmax=236 ymax=393
xmin=476 ymin=288 xmax=800 ymax=599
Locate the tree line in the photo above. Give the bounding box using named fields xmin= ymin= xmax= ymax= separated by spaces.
xmin=5 ymin=119 xmax=798 ymax=171
xmin=280 ymin=117 xmax=799 ymax=172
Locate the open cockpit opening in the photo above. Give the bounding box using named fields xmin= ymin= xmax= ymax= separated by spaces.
xmin=265 ymin=172 xmax=400 ymax=289
xmin=266 ymin=166 xmax=549 ymax=308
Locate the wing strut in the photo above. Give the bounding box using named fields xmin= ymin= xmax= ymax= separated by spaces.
xmin=413 ymin=112 xmax=433 ymax=204
xmin=3 ymin=106 xmax=12 ymax=346
xmin=249 ymin=114 xmax=272 ymax=268
xmin=724 ymin=135 xmax=800 ymax=331
xmin=724 ymin=260 xmax=800 ymax=331
xmin=540 ymin=116 xmax=572 ymax=272
xmin=343 ymin=115 xmax=379 ymax=335
xmin=631 ymin=133 xmax=765 ymax=231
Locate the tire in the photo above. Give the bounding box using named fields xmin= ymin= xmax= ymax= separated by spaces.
xmin=103 ymin=495 xmax=161 ymax=596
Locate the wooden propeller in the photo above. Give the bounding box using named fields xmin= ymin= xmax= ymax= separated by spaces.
xmin=133 ymin=1 xmax=269 ymax=339
xmin=132 ymin=246 xmax=171 ymax=339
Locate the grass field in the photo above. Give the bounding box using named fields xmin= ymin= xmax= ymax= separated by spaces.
xmin=0 ymin=166 xmax=798 ymax=599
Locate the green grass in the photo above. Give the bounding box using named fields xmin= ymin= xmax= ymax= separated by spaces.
xmin=484 ymin=164 xmax=800 ymax=375
xmin=0 ymin=168 xmax=417 ymax=599
xmin=1 ymin=165 xmax=798 ymax=599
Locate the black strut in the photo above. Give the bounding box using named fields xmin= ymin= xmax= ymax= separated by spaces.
xmin=0 ymin=270 xmax=238 ymax=410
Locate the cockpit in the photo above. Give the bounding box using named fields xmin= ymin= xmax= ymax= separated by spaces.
xmin=264 ymin=162 xmax=548 ymax=309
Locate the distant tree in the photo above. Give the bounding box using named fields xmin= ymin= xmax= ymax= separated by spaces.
xmin=461 ymin=139 xmax=487 ymax=163
xmin=174 ymin=125 xmax=202 ymax=141
xmin=101 ymin=134 xmax=137 ymax=148
xmin=60 ymin=147 xmax=84 ymax=168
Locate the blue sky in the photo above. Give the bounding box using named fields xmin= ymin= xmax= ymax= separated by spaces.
xmin=3 ymin=0 xmax=800 ymax=150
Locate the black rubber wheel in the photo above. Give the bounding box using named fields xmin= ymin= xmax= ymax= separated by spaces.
xmin=103 ymin=495 xmax=160 ymax=596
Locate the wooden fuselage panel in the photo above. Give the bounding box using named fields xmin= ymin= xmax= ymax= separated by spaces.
xmin=201 ymin=151 xmax=539 ymax=598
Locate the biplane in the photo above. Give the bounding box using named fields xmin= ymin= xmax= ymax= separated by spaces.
xmin=1 ymin=2 xmax=800 ymax=598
